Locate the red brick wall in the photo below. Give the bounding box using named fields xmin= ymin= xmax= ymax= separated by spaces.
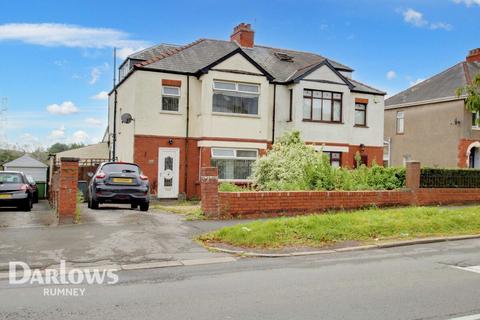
xmin=134 ymin=135 xmax=199 ymax=199
xmin=344 ymin=145 xmax=384 ymax=168
xmin=458 ymin=139 xmax=475 ymax=168
xmin=215 ymin=188 xmax=480 ymax=218
xmin=57 ymin=158 xmax=79 ymax=219
xmin=200 ymin=167 xmax=219 ymax=217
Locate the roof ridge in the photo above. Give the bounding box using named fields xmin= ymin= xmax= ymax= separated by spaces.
xmin=135 ymin=39 xmax=206 ymax=67
xmin=386 ymin=61 xmax=464 ymax=102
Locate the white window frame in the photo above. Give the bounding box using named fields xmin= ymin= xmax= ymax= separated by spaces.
xmin=212 ymin=81 xmax=260 ymax=116
xmin=472 ymin=112 xmax=480 ymax=129
xmin=396 ymin=111 xmax=405 ymax=134
xmin=161 ymin=86 xmax=181 ymax=112
xmin=210 ymin=148 xmax=258 ymax=181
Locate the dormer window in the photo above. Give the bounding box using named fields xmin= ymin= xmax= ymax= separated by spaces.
xmin=274 ymin=52 xmax=294 ymax=62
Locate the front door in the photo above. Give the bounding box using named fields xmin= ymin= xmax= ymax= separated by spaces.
xmin=158 ymin=148 xmax=180 ymax=198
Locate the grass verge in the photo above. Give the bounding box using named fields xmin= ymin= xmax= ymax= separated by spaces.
xmin=151 ymin=200 xmax=205 ymax=220
xmin=199 ymin=206 xmax=480 ymax=249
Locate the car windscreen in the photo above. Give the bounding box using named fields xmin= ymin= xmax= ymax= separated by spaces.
xmin=101 ymin=163 xmax=140 ymax=174
xmin=0 ymin=172 xmax=24 ymax=184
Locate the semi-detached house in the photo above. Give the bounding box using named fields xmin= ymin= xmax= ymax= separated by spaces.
xmin=107 ymin=23 xmax=386 ymax=199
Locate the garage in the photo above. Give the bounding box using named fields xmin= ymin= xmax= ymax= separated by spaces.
xmin=2 ymin=155 xmax=48 ymax=199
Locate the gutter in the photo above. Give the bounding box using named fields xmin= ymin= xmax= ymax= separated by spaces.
xmin=385 ymin=95 xmax=467 ymax=110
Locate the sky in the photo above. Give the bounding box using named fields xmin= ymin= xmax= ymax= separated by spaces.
xmin=0 ymin=0 xmax=478 ymax=151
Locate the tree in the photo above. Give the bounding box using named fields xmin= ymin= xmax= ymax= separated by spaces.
xmin=457 ymin=73 xmax=480 ymax=124
xmin=48 ymin=142 xmax=85 ymax=154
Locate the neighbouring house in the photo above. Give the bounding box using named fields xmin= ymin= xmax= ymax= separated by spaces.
xmin=385 ymin=48 xmax=480 ymax=168
xmin=2 ymin=154 xmax=48 ymax=198
xmin=54 ymin=142 xmax=109 ymax=161
xmin=108 ymin=23 xmax=386 ymax=199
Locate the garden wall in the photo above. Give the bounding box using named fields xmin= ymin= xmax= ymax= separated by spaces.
xmin=200 ymin=163 xmax=480 ymax=218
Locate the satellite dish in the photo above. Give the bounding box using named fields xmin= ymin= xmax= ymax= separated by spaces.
xmin=121 ymin=113 xmax=133 ymax=124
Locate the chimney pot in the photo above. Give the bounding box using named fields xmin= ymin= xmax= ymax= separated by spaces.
xmin=466 ymin=48 xmax=480 ymax=63
xmin=230 ymin=23 xmax=254 ymax=48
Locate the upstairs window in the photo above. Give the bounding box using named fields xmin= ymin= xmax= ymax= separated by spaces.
xmin=303 ymin=89 xmax=342 ymax=123
xmin=211 ymin=148 xmax=258 ymax=180
xmin=472 ymin=112 xmax=479 ymax=129
xmin=354 ymin=103 xmax=367 ymax=126
xmin=162 ymin=86 xmax=180 ymax=112
xmin=396 ymin=111 xmax=405 ymax=134
xmin=213 ymin=81 xmax=259 ymax=115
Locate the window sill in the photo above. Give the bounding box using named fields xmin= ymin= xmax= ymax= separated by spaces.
xmin=302 ymin=119 xmax=344 ymax=124
xmin=472 ymin=126 xmax=480 ymax=130
xmin=212 ymin=112 xmax=260 ymax=119
xmin=159 ymin=110 xmax=182 ymax=115
xmin=354 ymin=124 xmax=369 ymax=128
xmin=219 ymin=179 xmax=253 ymax=183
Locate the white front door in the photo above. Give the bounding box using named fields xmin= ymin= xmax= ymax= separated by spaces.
xmin=158 ymin=147 xmax=180 ymax=198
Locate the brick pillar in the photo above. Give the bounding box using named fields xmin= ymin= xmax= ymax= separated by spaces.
xmin=406 ymin=161 xmax=420 ymax=190
xmin=200 ymin=167 xmax=219 ymax=218
xmin=58 ymin=157 xmax=79 ymax=222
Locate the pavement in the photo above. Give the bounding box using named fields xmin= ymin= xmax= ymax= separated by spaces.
xmin=2 ymin=238 xmax=480 ymax=319
xmin=0 ymin=201 xmax=241 ymax=271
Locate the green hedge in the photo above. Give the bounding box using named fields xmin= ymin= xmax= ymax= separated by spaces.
xmin=420 ymin=168 xmax=480 ymax=188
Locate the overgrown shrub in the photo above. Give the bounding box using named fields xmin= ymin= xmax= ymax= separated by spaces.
xmin=250 ymin=131 xmax=405 ymax=191
xmin=218 ymin=182 xmax=251 ymax=192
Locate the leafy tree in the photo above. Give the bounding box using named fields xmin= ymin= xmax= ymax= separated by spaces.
xmin=48 ymin=142 xmax=85 ymax=154
xmin=457 ymin=73 xmax=480 ymax=124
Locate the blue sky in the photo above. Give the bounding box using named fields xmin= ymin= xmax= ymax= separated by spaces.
xmin=0 ymin=0 xmax=478 ymax=150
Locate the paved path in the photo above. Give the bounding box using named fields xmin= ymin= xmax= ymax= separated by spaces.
xmin=2 ymin=238 xmax=480 ymax=319
xmin=0 ymin=203 xmax=232 ymax=270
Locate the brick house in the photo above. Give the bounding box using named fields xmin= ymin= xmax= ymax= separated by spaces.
xmin=384 ymin=48 xmax=480 ymax=168
xmin=107 ymin=23 xmax=386 ymax=199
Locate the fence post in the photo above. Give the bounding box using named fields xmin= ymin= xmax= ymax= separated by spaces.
xmin=58 ymin=157 xmax=79 ymax=223
xmin=406 ymin=161 xmax=421 ymax=190
xmin=200 ymin=167 xmax=219 ymax=218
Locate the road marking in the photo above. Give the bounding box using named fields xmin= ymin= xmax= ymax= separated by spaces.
xmin=452 ymin=265 xmax=480 ymax=274
xmin=449 ymin=314 xmax=480 ymax=320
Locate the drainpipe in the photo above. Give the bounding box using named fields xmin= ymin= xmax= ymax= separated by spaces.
xmin=272 ymin=84 xmax=277 ymax=144
xmin=112 ymin=48 xmax=118 ymax=161
xmin=184 ymin=75 xmax=190 ymax=198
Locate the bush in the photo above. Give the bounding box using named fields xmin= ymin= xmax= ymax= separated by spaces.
xmin=251 ymin=131 xmax=405 ymax=191
xmin=420 ymin=167 xmax=480 ymax=188
xmin=218 ymin=182 xmax=250 ymax=192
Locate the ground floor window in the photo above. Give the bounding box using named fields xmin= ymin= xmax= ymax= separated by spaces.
xmin=324 ymin=151 xmax=342 ymax=168
xmin=211 ymin=148 xmax=258 ymax=180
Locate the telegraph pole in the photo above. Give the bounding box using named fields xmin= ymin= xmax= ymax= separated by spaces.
xmin=112 ymin=48 xmax=118 ymax=161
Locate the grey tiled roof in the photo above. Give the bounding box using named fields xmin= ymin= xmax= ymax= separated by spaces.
xmin=3 ymin=155 xmax=48 ymax=168
xmin=124 ymin=38 xmax=384 ymax=95
xmin=385 ymin=61 xmax=480 ymax=107
xmin=349 ymin=79 xmax=386 ymax=95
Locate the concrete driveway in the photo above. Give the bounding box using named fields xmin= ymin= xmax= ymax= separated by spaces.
xmin=0 ymin=200 xmax=56 ymax=228
xmin=0 ymin=202 xmax=232 ymax=271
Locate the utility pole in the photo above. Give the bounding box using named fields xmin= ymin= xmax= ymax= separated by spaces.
xmin=0 ymin=97 xmax=8 ymax=148
xmin=112 ymin=48 xmax=118 ymax=161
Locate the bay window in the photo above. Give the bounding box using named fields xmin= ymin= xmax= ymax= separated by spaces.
xmin=213 ymin=81 xmax=259 ymax=115
xmin=303 ymin=89 xmax=342 ymax=123
xmin=211 ymin=148 xmax=258 ymax=180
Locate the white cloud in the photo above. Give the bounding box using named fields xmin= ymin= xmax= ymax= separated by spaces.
xmin=91 ymin=91 xmax=109 ymax=100
xmin=116 ymin=47 xmax=140 ymax=60
xmin=48 ymin=125 xmax=65 ymax=139
xmin=386 ymin=70 xmax=397 ymax=80
xmin=403 ymin=8 xmax=428 ymax=27
xmin=85 ymin=118 xmax=103 ymax=127
xmin=71 ymin=130 xmax=89 ymax=144
xmin=46 ymin=101 xmax=79 ymax=115
xmin=453 ymin=0 xmax=480 ymax=6
xmin=403 ymin=8 xmax=452 ymax=31
xmin=409 ymin=78 xmax=425 ymax=87
xmin=89 ymin=67 xmax=101 ymax=84
xmin=0 ymin=23 xmax=149 ymax=50
xmin=430 ymin=22 xmax=452 ymax=31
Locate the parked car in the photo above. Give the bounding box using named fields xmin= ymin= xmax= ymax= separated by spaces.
xmin=87 ymin=162 xmax=150 ymax=211
xmin=26 ymin=175 xmax=39 ymax=203
xmin=0 ymin=171 xmax=34 ymax=211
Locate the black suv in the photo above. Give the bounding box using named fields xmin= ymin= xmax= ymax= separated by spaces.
xmin=87 ymin=162 xmax=150 ymax=211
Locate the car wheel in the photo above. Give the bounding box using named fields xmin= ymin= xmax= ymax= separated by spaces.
xmin=90 ymin=198 xmax=99 ymax=210
xmin=19 ymin=198 xmax=31 ymax=212
xmin=33 ymin=192 xmax=39 ymax=203
xmin=131 ymin=204 xmax=138 ymax=210
xmin=139 ymin=203 xmax=149 ymax=212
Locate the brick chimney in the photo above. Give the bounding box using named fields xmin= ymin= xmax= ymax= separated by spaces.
xmin=466 ymin=48 xmax=480 ymax=63
xmin=230 ymin=23 xmax=254 ymax=48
